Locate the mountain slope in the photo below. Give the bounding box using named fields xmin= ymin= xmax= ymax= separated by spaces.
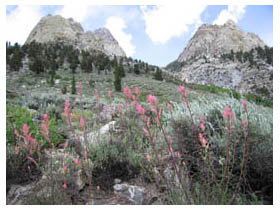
xmin=166 ymin=20 xmax=272 ymax=100
xmin=25 ymin=15 xmax=126 ymax=57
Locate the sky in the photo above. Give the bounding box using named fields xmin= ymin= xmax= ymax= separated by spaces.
xmin=6 ymin=5 xmax=273 ymax=67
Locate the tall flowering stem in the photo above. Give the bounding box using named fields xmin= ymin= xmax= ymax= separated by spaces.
xmin=223 ymin=105 xmax=234 ymax=182
xmin=237 ymin=99 xmax=251 ymax=191
xmin=178 ymin=85 xmax=198 ymax=143
xmin=41 ymin=114 xmax=54 ymax=150
xmin=146 ymin=94 xmax=191 ymax=204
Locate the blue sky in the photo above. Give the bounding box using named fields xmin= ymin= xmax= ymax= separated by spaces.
xmin=6 ymin=5 xmax=273 ymax=67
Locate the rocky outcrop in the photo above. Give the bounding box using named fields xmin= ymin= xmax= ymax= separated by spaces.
xmin=177 ymin=20 xmax=266 ymax=62
xmin=166 ymin=19 xmax=272 ymax=100
xmin=25 ymin=15 xmax=126 ymax=57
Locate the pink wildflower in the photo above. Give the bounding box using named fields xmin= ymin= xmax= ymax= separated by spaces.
xmin=80 ymin=117 xmax=86 ymax=130
xmin=41 ymin=114 xmax=50 ymax=138
xmin=137 ymin=104 xmax=145 ymax=115
xmin=63 ymin=165 xmax=68 ymax=171
xmin=242 ymin=99 xmax=247 ymax=109
xmin=74 ymin=158 xmax=80 ymax=165
xmin=200 ymin=122 xmax=205 ymax=131
xmin=123 ymin=86 xmax=132 ymax=99
xmin=143 ymin=127 xmax=150 ymax=137
xmin=118 ymin=104 xmax=123 ymax=116
xmin=96 ymin=185 xmax=100 ymax=190
xmin=84 ymin=150 xmax=88 ymax=158
xmin=22 ymin=124 xmax=30 ymax=136
xmin=14 ymin=146 xmax=19 ymax=153
xmin=64 ymin=142 xmax=68 ymax=148
xmin=62 ymin=183 xmax=67 ymax=189
xmin=242 ymin=119 xmax=248 ymax=128
xmin=167 ymin=103 xmax=172 ymax=112
xmin=176 ymin=151 xmax=180 ymax=158
xmin=201 ymin=137 xmax=208 ymax=148
xmin=14 ymin=129 xmax=19 ymax=137
xmin=224 ymin=105 xmax=234 ymax=120
xmin=135 ymin=87 xmax=140 ymax=96
xmin=178 ymin=85 xmax=185 ymax=94
xmin=78 ymin=82 xmax=83 ymax=96
xmin=146 ymin=154 xmax=151 ymax=161
xmin=200 ymin=114 xmax=205 ymax=121
xmin=147 ymin=94 xmax=157 ymax=106
xmin=169 ymin=146 xmax=173 ymax=153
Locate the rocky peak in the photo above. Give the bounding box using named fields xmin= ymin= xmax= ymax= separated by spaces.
xmin=177 ymin=19 xmax=266 ymax=62
xmin=25 ymin=15 xmax=126 ymax=57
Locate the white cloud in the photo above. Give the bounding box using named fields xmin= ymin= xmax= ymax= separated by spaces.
xmin=56 ymin=5 xmax=90 ymax=23
xmin=213 ymin=5 xmax=246 ymax=25
xmin=141 ymin=5 xmax=207 ymax=44
xmin=6 ymin=6 xmax=42 ymax=45
xmin=105 ymin=16 xmax=135 ymax=57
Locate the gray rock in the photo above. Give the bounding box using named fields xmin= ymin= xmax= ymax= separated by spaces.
xmin=113 ymin=183 xmax=146 ymax=205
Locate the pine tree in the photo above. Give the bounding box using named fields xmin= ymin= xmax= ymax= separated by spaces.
xmin=71 ymin=75 xmax=76 ymax=94
xmin=134 ymin=64 xmax=140 ymax=74
xmin=114 ymin=65 xmax=122 ymax=92
xmin=154 ymin=67 xmax=163 ymax=81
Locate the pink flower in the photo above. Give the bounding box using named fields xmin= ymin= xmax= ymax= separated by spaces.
xmin=108 ymin=89 xmax=112 ymax=99
xmin=201 ymin=137 xmax=208 ymax=148
xmin=118 ymin=104 xmax=123 ymax=116
xmin=146 ymin=154 xmax=150 ymax=161
xmin=167 ymin=103 xmax=172 ymax=112
xmin=96 ymin=185 xmax=100 ymax=191
xmin=80 ymin=117 xmax=86 ymax=129
xmin=22 ymin=124 xmax=30 ymax=136
xmin=147 ymin=94 xmax=157 ymax=106
xmin=41 ymin=114 xmax=50 ymax=138
xmin=74 ymin=158 xmax=80 ymax=165
xmin=200 ymin=122 xmax=205 ymax=131
xmin=123 ymin=86 xmax=132 ymax=99
xmin=84 ymin=150 xmax=88 ymax=158
xmin=63 ymin=165 xmax=68 ymax=171
xmin=14 ymin=146 xmax=19 ymax=153
xmin=242 ymin=99 xmax=247 ymax=109
xmin=178 ymin=85 xmax=185 ymax=94
xmin=176 ymin=151 xmax=180 ymax=158
xmin=200 ymin=114 xmax=205 ymax=121
xmin=242 ymin=119 xmax=248 ymax=128
xmin=78 ymin=82 xmax=83 ymax=96
xmin=137 ymin=104 xmax=145 ymax=115
xmin=62 ymin=183 xmax=67 ymax=189
xmin=169 ymin=146 xmax=173 ymax=153
xmin=135 ymin=87 xmax=140 ymax=96
xmin=14 ymin=129 xmax=19 ymax=137
xmin=143 ymin=127 xmax=150 ymax=137
xmin=224 ymin=105 xmax=234 ymax=120
xmin=43 ymin=114 xmax=49 ymax=121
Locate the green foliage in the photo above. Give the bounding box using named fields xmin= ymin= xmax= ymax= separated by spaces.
xmin=6 ymin=104 xmax=64 ymax=148
xmin=88 ymin=140 xmax=143 ymax=189
xmin=61 ymin=85 xmax=67 ymax=94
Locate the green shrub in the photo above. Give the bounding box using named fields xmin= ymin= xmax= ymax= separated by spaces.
xmin=6 ymin=104 xmax=64 ymax=148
